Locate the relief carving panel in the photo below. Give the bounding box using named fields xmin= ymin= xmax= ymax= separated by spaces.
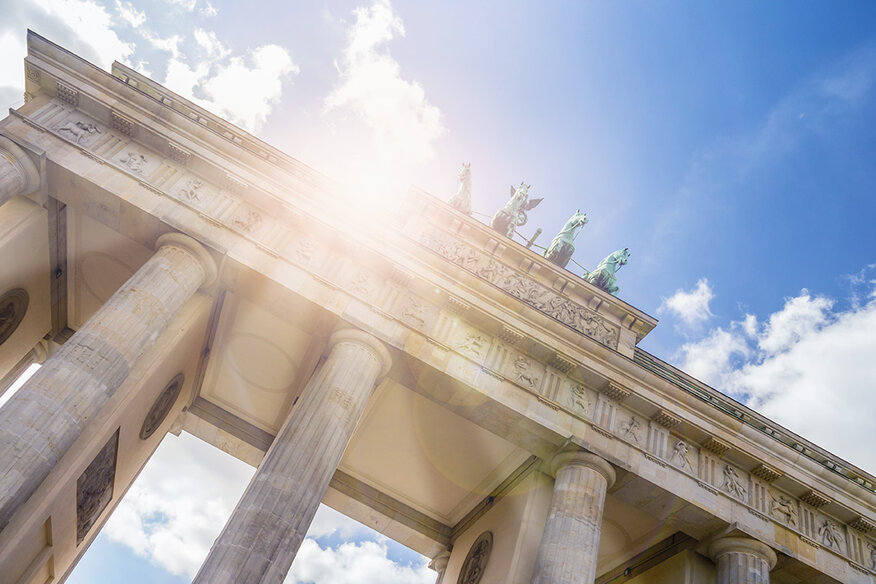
xmin=422 ymin=232 xmax=619 ymax=348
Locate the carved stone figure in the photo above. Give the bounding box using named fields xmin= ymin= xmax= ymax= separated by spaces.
xmin=722 ymin=465 xmax=747 ymax=499
xmin=232 ymin=208 xmax=262 ymax=233
xmin=868 ymin=542 xmax=876 ymax=570
xmin=402 ymin=299 xmax=426 ymax=328
xmin=544 ymin=210 xmax=587 ymax=268
xmin=567 ymin=384 xmax=591 ymax=415
xmin=448 ymin=162 xmax=472 ymax=215
xmin=618 ymin=415 xmax=642 ymax=444
xmin=513 ymin=356 xmax=539 ymax=389
xmin=178 ymin=178 xmax=203 ymax=203
xmin=423 ymin=232 xmax=620 ymax=348
xmin=459 ymin=531 xmax=492 ymax=584
xmin=456 ymin=332 xmax=487 ymax=358
xmin=670 ymin=440 xmax=693 ymax=471
xmin=818 ymin=519 xmax=845 ymax=552
xmin=119 ymin=151 xmax=147 ymax=174
xmin=584 ymin=248 xmax=630 ymax=296
xmin=490 ymin=182 xmax=543 ymax=238
xmin=55 ymin=120 xmax=101 ymax=144
xmin=769 ymin=494 xmax=798 ymax=527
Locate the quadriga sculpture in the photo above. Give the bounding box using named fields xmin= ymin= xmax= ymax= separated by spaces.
xmin=544 ymin=210 xmax=587 ymax=268
xmin=490 ymin=182 xmax=543 ymax=238
xmin=584 ymin=248 xmax=630 ymax=296
xmin=448 ymin=162 xmax=472 ymax=215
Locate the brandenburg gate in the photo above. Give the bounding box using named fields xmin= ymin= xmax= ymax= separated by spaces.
xmin=0 ymin=31 xmax=874 ymax=584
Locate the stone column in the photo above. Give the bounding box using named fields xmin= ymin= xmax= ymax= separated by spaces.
xmin=0 ymin=136 xmax=40 ymax=206
xmin=429 ymin=550 xmax=451 ymax=584
xmin=193 ymin=329 xmax=392 ymax=584
xmin=531 ymin=450 xmax=616 ymax=584
xmin=0 ymin=233 xmax=215 ymax=532
xmin=708 ymin=537 xmax=777 ymax=584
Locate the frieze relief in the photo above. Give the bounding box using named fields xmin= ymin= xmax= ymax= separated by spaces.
xmin=617 ymin=414 xmax=644 ymax=444
xmin=669 ymin=439 xmax=695 ymax=473
xmin=54 ymin=118 xmax=103 ymax=146
xmin=422 ymin=231 xmax=619 ymax=348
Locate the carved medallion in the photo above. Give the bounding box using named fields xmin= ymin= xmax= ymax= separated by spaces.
xmin=0 ymin=288 xmax=28 ymax=346
xmin=77 ymin=430 xmax=119 ymax=544
xmin=458 ymin=531 xmax=492 ymax=584
xmin=139 ymin=373 xmax=184 ymax=440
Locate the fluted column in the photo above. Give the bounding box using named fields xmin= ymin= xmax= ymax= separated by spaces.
xmin=429 ymin=550 xmax=451 ymax=584
xmin=0 ymin=233 xmax=215 ymax=532
xmin=531 ymin=450 xmax=616 ymax=584
xmin=193 ymin=329 xmax=392 ymax=584
xmin=0 ymin=136 xmax=40 ymax=206
xmin=709 ymin=537 xmax=777 ymax=584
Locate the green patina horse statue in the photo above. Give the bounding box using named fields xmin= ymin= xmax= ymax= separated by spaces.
xmin=584 ymin=248 xmax=630 ymax=296
xmin=544 ymin=209 xmax=588 ymax=268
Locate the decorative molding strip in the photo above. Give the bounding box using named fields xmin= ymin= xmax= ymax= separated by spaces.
xmin=446 ymin=296 xmax=470 ymax=314
xmin=536 ymin=396 xmax=560 ymax=411
xmin=751 ymin=463 xmax=783 ymax=483
xmin=498 ymin=325 xmax=524 ymax=345
xmin=849 ymin=516 xmax=875 ymax=533
xmin=800 ymin=489 xmax=831 ymax=508
xmin=109 ymin=110 xmax=135 ymax=136
xmin=548 ymin=352 xmax=576 ymax=374
xmin=747 ymin=508 xmax=770 ymax=522
xmin=168 ymin=142 xmax=191 ymax=165
xmin=592 ymin=425 xmax=614 ymax=440
xmin=645 ymin=453 xmax=668 ymax=468
xmin=224 ymin=174 xmax=248 ymax=194
xmin=701 ymin=436 xmax=732 ymax=456
xmin=848 ymin=561 xmax=869 ymax=575
xmin=652 ymin=409 xmax=681 ymax=429
xmin=422 ymin=231 xmax=620 ymax=349
xmin=601 ymin=381 xmax=631 ymax=402
xmin=799 ymin=535 xmax=821 ymax=549
xmin=78 ymin=150 xmax=106 ymax=165
xmin=697 ymin=480 xmax=718 ymax=495
xmin=55 ymin=81 xmax=79 ymax=106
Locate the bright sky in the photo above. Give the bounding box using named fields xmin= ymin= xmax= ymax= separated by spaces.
xmin=1 ymin=1 xmax=875 ymax=582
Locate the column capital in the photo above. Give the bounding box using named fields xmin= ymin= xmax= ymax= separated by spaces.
xmin=329 ymin=329 xmax=393 ymax=380
xmin=549 ymin=450 xmax=616 ymax=488
xmin=0 ymin=135 xmax=40 ymax=196
xmin=428 ymin=549 xmax=451 ymax=572
xmin=708 ymin=536 xmax=777 ymax=570
xmin=155 ymin=233 xmax=217 ymax=288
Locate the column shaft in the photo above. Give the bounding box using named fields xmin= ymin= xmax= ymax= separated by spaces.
xmin=709 ymin=537 xmax=777 ymax=584
xmin=193 ymin=329 xmax=391 ymax=584
xmin=0 ymin=233 xmax=214 ymax=531
xmin=0 ymin=136 xmax=40 ymax=205
xmin=531 ymin=451 xmax=616 ymax=584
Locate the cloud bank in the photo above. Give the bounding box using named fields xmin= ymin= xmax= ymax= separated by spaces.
xmin=675 ymin=269 xmax=876 ymax=472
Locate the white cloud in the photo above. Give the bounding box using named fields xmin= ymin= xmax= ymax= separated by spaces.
xmin=162 ymin=0 xmax=197 ymax=11
xmin=199 ymin=1 xmax=218 ymax=17
xmin=193 ymin=28 xmax=229 ymax=59
xmin=321 ymin=0 xmax=444 ymax=203
xmin=103 ymin=432 xmax=431 ymax=581
xmin=115 ymin=0 xmax=146 ymax=28
xmin=659 ymin=278 xmax=715 ymax=327
xmin=103 ymin=432 xmax=255 ymax=577
xmin=676 ymin=273 xmax=876 ymax=472
xmin=0 ymin=0 xmax=133 ymax=102
xmin=285 ymin=539 xmax=433 ymax=584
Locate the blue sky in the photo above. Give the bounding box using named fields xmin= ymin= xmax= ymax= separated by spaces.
xmin=1 ymin=1 xmax=875 ymax=582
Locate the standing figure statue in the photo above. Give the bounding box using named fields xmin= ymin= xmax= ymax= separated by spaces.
xmin=584 ymin=248 xmax=630 ymax=296
xmin=544 ymin=209 xmax=588 ymax=268
xmin=448 ymin=162 xmax=473 ymax=215
xmin=490 ymin=182 xmax=543 ymax=238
